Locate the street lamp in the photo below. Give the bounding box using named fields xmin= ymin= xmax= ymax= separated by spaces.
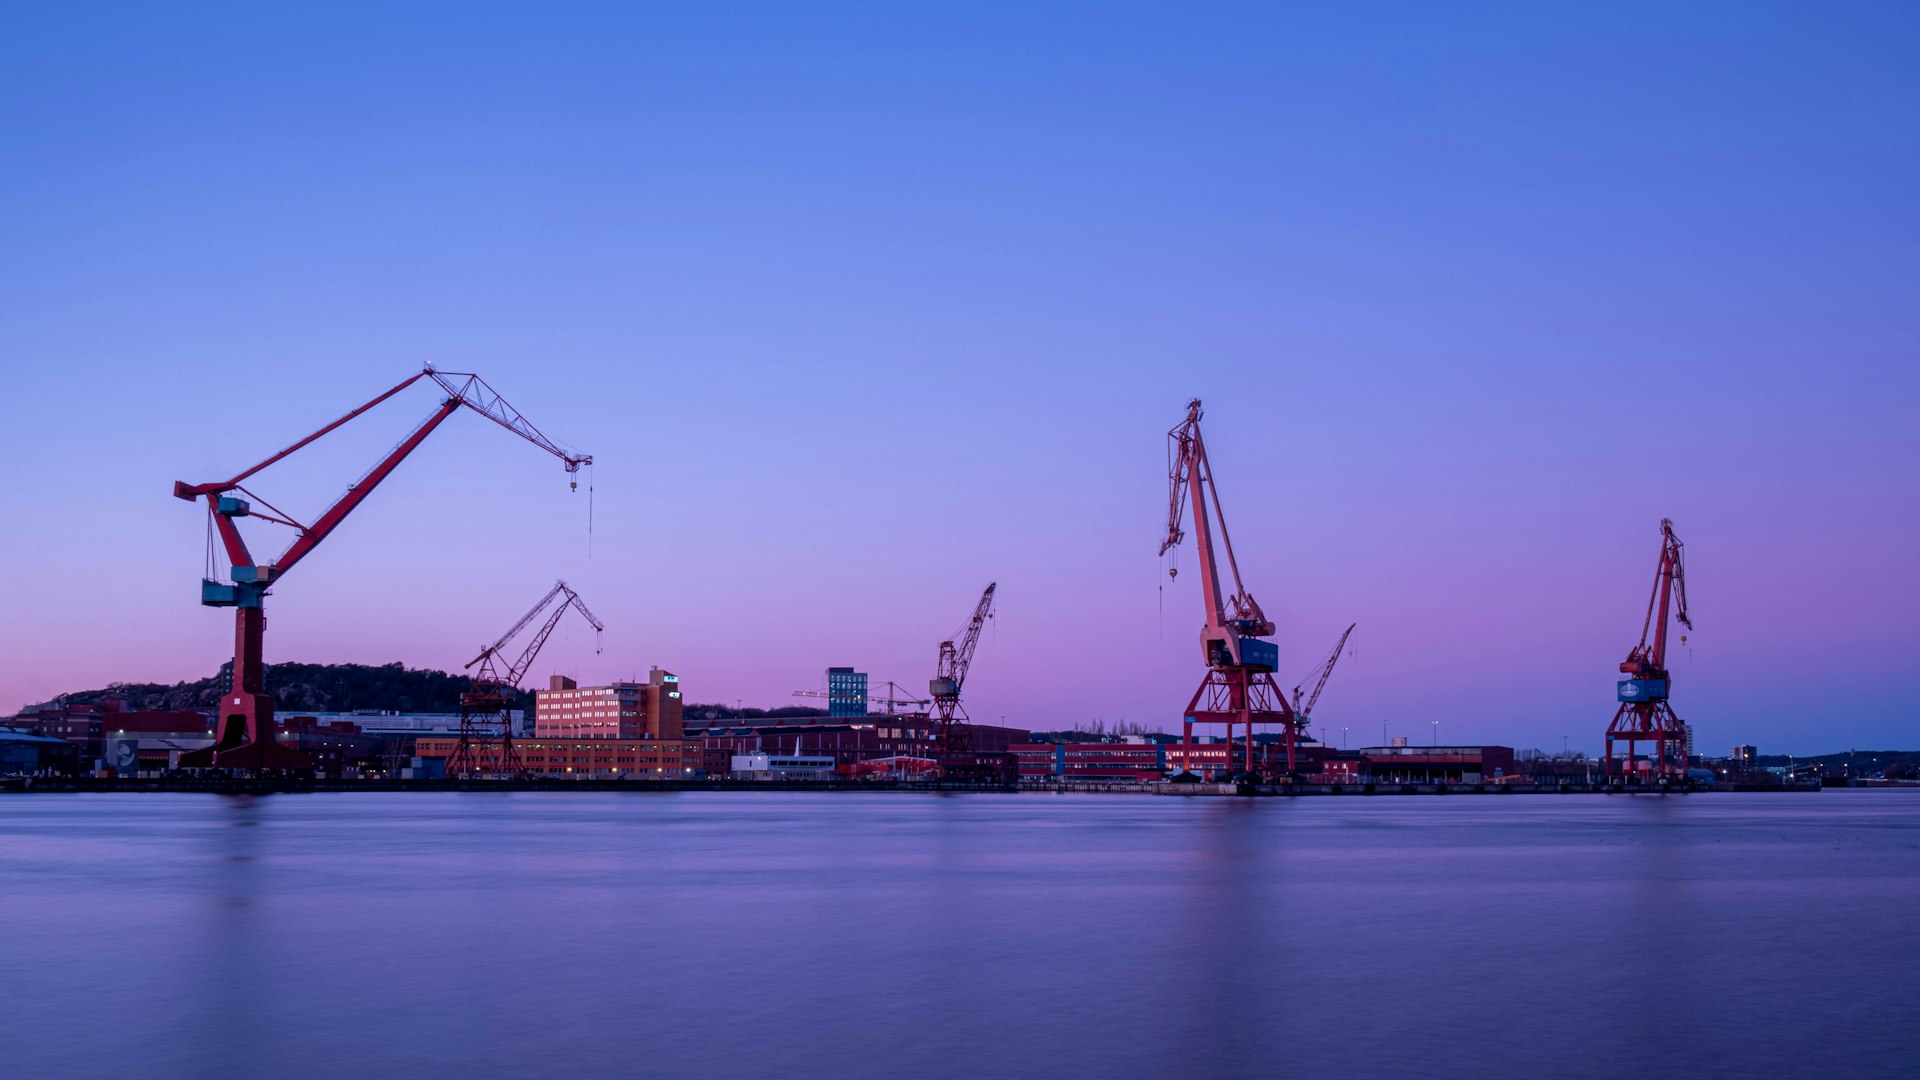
xmin=1432 ymin=719 xmax=1439 ymax=747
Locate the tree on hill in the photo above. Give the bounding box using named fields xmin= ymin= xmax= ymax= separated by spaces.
xmin=49 ymin=662 xmax=530 ymax=715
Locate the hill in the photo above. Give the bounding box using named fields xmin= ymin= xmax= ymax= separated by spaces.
xmin=44 ymin=661 xmax=528 ymax=715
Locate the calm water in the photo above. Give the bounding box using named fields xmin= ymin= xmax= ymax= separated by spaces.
xmin=1 ymin=791 xmax=1915 ymax=1079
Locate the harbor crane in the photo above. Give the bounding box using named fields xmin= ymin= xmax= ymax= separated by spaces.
xmin=1292 ymin=622 xmax=1357 ymax=728
xmin=173 ymin=366 xmax=589 ymax=770
xmin=1159 ymin=399 xmax=1299 ymax=778
xmin=1605 ymin=518 xmax=1693 ymax=781
xmin=931 ymin=582 xmax=997 ymax=759
xmin=449 ymin=580 xmax=605 ymax=779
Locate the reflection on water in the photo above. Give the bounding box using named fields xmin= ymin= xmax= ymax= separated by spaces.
xmin=1 ymin=792 xmax=1915 ymax=1079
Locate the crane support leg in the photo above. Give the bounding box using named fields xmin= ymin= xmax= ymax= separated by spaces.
xmin=178 ymin=606 xmax=312 ymax=770
xmin=1605 ymin=701 xmax=1687 ymax=782
xmin=1183 ymin=667 xmax=1298 ymax=779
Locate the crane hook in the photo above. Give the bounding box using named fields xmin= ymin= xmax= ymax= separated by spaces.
xmin=1168 ymin=567 xmax=1178 ymax=581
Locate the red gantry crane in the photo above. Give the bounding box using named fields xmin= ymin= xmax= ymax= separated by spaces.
xmin=173 ymin=366 xmax=590 ymax=771
xmin=930 ymin=582 xmax=997 ymax=759
xmin=1160 ymin=399 xmax=1300 ymax=779
xmin=449 ymin=580 xmax=605 ymax=779
xmin=1605 ymin=518 xmax=1693 ymax=782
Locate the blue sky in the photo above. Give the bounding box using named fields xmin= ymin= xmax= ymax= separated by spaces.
xmin=2 ymin=2 xmax=1916 ymax=753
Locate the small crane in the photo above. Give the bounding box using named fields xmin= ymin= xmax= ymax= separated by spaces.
xmin=1605 ymin=519 xmax=1693 ymax=782
xmin=449 ymin=581 xmax=605 ymax=779
xmin=173 ymin=366 xmax=589 ymax=771
xmin=1160 ymin=399 xmax=1297 ymax=778
xmin=1292 ymin=623 xmax=1357 ymax=728
xmin=931 ymin=583 xmax=997 ymax=759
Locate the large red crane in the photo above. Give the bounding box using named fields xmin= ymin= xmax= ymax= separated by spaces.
xmin=173 ymin=366 xmax=589 ymax=771
xmin=930 ymin=582 xmax=997 ymax=757
xmin=1605 ymin=518 xmax=1693 ymax=781
xmin=1160 ymin=399 xmax=1299 ymax=779
xmin=448 ymin=580 xmax=605 ymax=779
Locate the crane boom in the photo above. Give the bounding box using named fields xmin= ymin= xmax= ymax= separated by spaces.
xmin=1161 ymin=399 xmax=1273 ymax=667
xmin=1293 ymin=622 xmax=1357 ymax=721
xmin=1632 ymin=518 xmax=1690 ymax=672
xmin=466 ymin=581 xmax=605 ymax=690
xmin=793 ymin=681 xmax=931 ymax=714
xmin=177 ymin=365 xmax=590 ymax=587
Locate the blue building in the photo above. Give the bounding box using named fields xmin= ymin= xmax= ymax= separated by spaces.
xmin=826 ymin=667 xmax=868 ymax=718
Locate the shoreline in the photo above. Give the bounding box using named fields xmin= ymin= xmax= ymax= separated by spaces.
xmin=0 ymin=777 xmax=1831 ymax=797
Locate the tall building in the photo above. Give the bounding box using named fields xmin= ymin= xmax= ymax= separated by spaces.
xmin=535 ymin=668 xmax=684 ymax=740
xmin=826 ymin=667 xmax=867 ymax=718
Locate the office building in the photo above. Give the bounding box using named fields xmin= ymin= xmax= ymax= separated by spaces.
xmin=535 ymin=668 xmax=684 ymax=740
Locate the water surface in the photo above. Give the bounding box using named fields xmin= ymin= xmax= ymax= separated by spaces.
xmin=2 ymin=791 xmax=1914 ymax=1078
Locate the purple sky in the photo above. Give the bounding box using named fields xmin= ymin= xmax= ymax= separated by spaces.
xmin=3 ymin=3 xmax=1915 ymax=754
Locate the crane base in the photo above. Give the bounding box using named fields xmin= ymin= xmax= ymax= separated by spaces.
xmin=178 ymin=740 xmax=313 ymax=772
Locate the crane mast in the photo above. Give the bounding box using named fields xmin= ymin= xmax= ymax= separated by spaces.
xmin=173 ymin=365 xmax=589 ymax=771
xmin=450 ymin=581 xmax=605 ymax=780
xmin=1605 ymin=518 xmax=1693 ymax=782
xmin=1160 ymin=399 xmax=1299 ymax=779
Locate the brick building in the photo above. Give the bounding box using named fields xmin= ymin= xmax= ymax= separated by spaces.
xmin=18 ymin=700 xmax=213 ymax=771
xmin=535 ymin=668 xmax=683 ymax=740
xmin=414 ymin=736 xmax=701 ymax=779
xmin=1013 ymin=742 xmax=1166 ymax=781
xmin=1360 ymin=745 xmax=1516 ymax=784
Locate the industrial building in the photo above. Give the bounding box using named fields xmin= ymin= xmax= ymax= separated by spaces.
xmin=535 ymin=668 xmax=683 ymax=740
xmin=283 ymin=711 xmax=525 ymax=737
xmin=413 ymin=736 xmax=701 ymax=779
xmin=690 ymin=715 xmax=1026 ymax=774
xmin=1014 ymin=742 xmax=1167 ymax=782
xmin=730 ymin=753 xmax=837 ymax=780
xmin=15 ymin=701 xmax=213 ymax=768
xmin=1359 ymin=745 xmax=1517 ymax=785
xmin=0 ymin=726 xmax=78 ymax=775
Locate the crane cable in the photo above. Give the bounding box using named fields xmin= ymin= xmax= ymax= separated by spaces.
xmin=203 ymin=507 xmax=217 ymax=581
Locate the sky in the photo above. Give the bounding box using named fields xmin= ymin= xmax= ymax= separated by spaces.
xmin=2 ymin=2 xmax=1915 ymax=755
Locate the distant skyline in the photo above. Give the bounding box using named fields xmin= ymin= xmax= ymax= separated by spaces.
xmin=3 ymin=3 xmax=1916 ymax=754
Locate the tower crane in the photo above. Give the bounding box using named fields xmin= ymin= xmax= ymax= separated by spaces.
xmin=172 ymin=366 xmax=590 ymax=770
xmin=1160 ymin=399 xmax=1299 ymax=779
xmin=1292 ymin=622 xmax=1357 ymax=728
xmin=449 ymin=581 xmax=605 ymax=779
xmin=930 ymin=582 xmax=996 ymax=758
xmin=1605 ymin=518 xmax=1693 ymax=782
xmin=791 ymin=681 xmax=932 ymax=715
